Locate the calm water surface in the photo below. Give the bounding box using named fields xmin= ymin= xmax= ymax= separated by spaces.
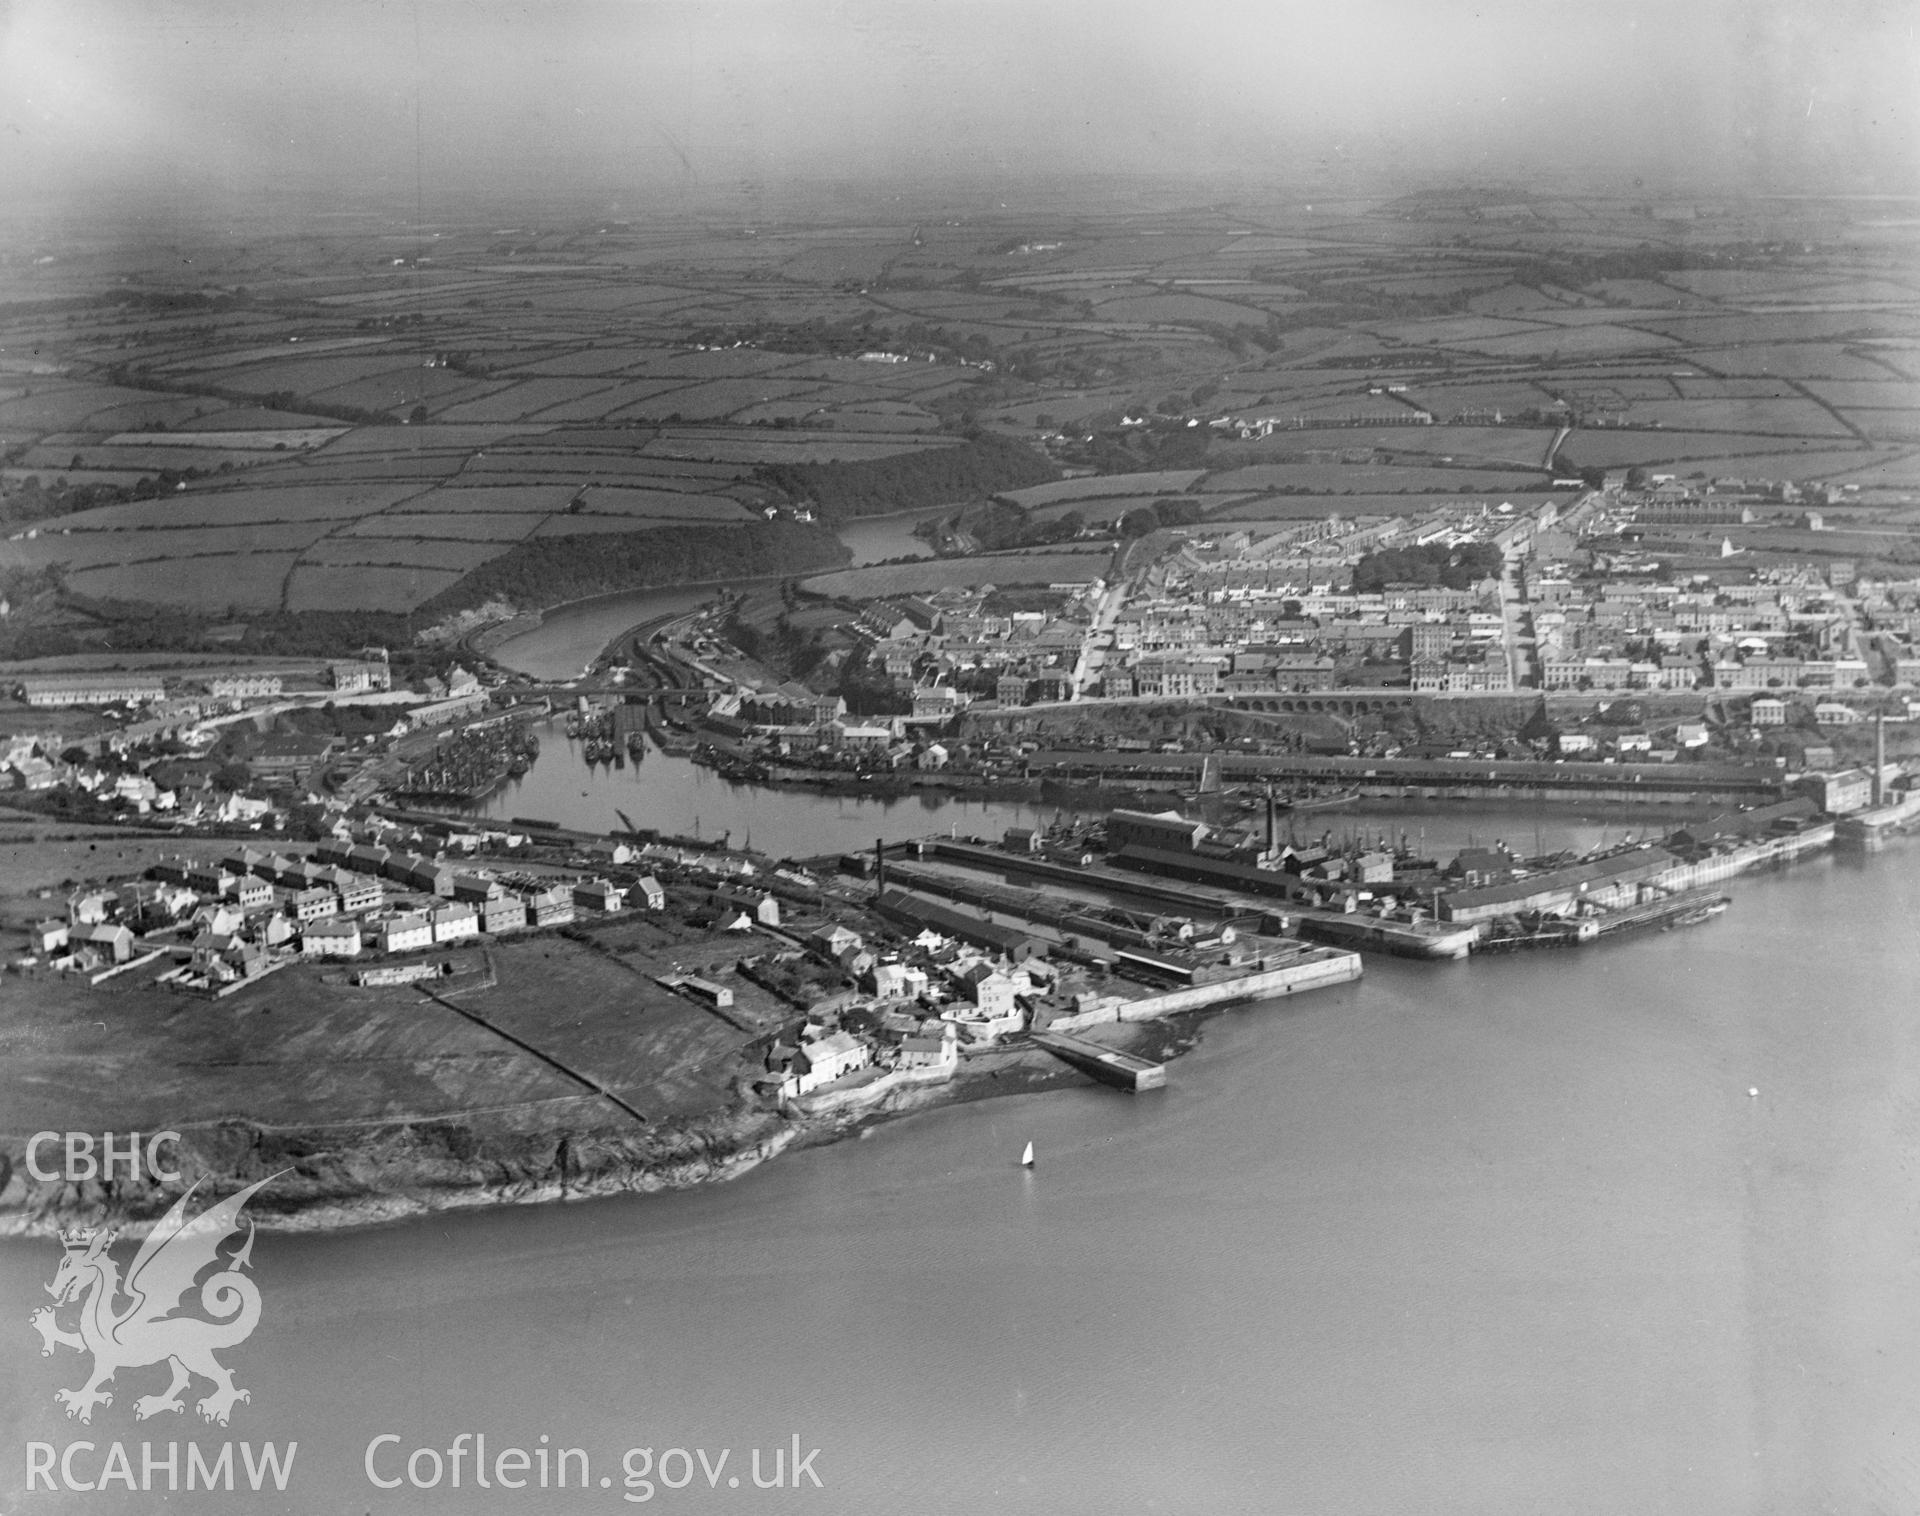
xmin=9 ymin=550 xmax=1920 ymax=1510
xmin=829 ymin=505 xmax=943 ymax=567
xmin=476 ymin=716 xmax=1069 ymax=857
xmin=489 ymin=585 xmax=722 ymax=684
xmin=477 ymin=709 xmax=1671 ymax=861
xmin=6 ymin=838 xmax=1917 ymax=1513
xmin=487 ymin=510 xmax=938 ymax=683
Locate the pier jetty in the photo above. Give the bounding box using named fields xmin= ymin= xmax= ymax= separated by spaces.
xmin=1031 ymin=1031 xmax=1167 ymax=1092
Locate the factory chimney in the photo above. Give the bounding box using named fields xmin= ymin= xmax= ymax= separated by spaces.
xmin=1265 ymin=785 xmax=1279 ymax=861
xmin=874 ymin=836 xmax=886 ymax=894
xmin=1875 ymin=712 xmax=1886 ymax=808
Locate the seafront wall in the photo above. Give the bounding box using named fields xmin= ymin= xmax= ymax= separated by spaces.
xmin=1348 ymin=783 xmax=1752 ymax=807
xmin=1044 ymin=950 xmax=1363 ymax=1033
xmin=1650 ymin=824 xmax=1835 ymax=891
xmin=1838 ymin=791 xmax=1920 ymax=848
xmin=788 ymin=1061 xmax=956 ymax=1118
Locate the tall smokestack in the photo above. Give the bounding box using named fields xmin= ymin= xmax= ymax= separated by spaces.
xmin=875 ymin=836 xmax=886 ymax=893
xmin=1265 ymin=785 xmax=1278 ymax=859
xmin=1875 ymin=712 xmax=1886 ymax=807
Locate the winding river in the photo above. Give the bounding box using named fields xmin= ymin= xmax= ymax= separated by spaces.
xmin=5 ymin=546 xmax=1917 ymax=1512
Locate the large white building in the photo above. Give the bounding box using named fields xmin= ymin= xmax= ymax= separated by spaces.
xmin=431 ymin=902 xmax=480 ymax=943
xmin=376 ymin=913 xmax=434 ymax=954
xmin=18 ymin=674 xmax=166 ymax=708
xmin=780 ymin=1031 xmax=872 ymax=1098
xmin=207 ymin=672 xmax=284 ymax=700
xmin=330 ymin=660 xmax=393 ymax=694
xmin=302 ymin=919 xmax=362 ymax=958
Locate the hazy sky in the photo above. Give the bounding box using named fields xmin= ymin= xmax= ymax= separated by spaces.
xmin=2 ymin=0 xmax=1915 ymax=224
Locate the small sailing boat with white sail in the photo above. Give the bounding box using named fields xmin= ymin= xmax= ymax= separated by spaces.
xmin=1020 ymin=1141 xmax=1035 ymax=1168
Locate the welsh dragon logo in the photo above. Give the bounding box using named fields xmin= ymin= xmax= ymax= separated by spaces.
xmin=30 ymin=1174 xmax=278 ymax=1426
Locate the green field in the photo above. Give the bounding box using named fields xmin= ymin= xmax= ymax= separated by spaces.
xmin=0 ymin=931 xmax=748 ymax=1140
xmin=4 ymin=193 xmax=1918 ymax=635
xmin=67 ymin=552 xmax=301 ymax=610
xmin=285 ymin=562 xmax=464 ymax=611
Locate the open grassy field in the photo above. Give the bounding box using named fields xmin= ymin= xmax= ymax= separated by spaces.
xmin=605 ymin=379 xmax=823 ymax=422
xmin=429 ymin=377 xmax=623 ymax=422
xmin=104 ymin=427 xmax=347 ymax=450
xmin=342 ymin=511 xmax=544 ymax=541
xmin=3 ymin=520 xmax=330 ymax=571
xmin=1020 ymin=494 xmax=1195 ymax=525
xmin=309 ymin=367 xmax=490 ymax=413
xmin=1694 ymin=344 xmax=1906 ymax=379
xmin=640 ymin=431 xmax=951 ymax=464
xmin=301 ymin=536 xmax=510 ymax=571
xmin=0 ymin=384 xmax=225 ymax=432
xmin=506 ymin=378 xmax=697 ymax=421
xmin=527 ymin=515 xmax=702 ymax=537
xmin=285 ymin=562 xmax=465 ymax=611
xmin=1829 ymin=451 xmax=1920 ymax=487
xmin=1669 ymin=377 xmax=1801 ymax=399
xmin=1453 ymin=323 xmax=1680 ymax=358
xmin=575 ymin=486 xmax=756 ymax=520
xmin=398 ymin=484 xmax=579 ymax=512
xmin=1555 ymin=430 xmax=1872 ymax=470
xmin=16 ymin=481 xmax=427 ymax=531
xmin=66 ymin=552 xmax=301 ymax=609
xmin=0 ymin=933 xmax=746 ymax=1139
xmin=21 ymin=441 xmax=266 ymax=474
xmin=1195 ymin=462 xmax=1549 ymax=493
xmin=1467 ymin=284 xmax=1579 ymax=317
xmin=315 ymin=422 xmax=549 ymax=453
xmin=1641 ymin=310 xmax=1920 ymax=346
xmin=210 ymin=353 xmax=425 ymax=395
xmin=1802 ymin=380 xmax=1920 ymax=409
xmin=4 ymin=196 xmax=1916 ymax=632
xmin=1000 ymin=470 xmax=1205 ymax=507
xmin=1599 ymin=398 xmax=1855 ymax=435
xmin=153 ymin=335 xmax=397 ymax=374
xmin=506 ymin=346 xmax=676 ymax=377
xmin=1092 ymin=292 xmax=1271 ymax=324
xmin=1227 ymin=425 xmax=1560 ymax=471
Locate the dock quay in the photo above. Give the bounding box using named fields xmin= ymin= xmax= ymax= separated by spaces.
xmin=1474 ymin=918 xmax=1592 ymax=953
xmin=1838 ymin=791 xmax=1920 ymax=850
xmin=1652 ymin=820 xmax=1834 ymax=887
xmin=923 ymin=839 xmax=1241 ymax=917
xmin=1105 ymin=844 xmax=1483 ymax=960
xmin=1031 ymin=1032 xmax=1167 ymax=1091
xmin=1043 ymin=949 xmax=1364 ymax=1032
xmin=1024 ymin=750 xmax=1787 ymax=807
xmin=915 ymin=839 xmax=1487 ymax=961
xmin=1290 ymin=908 xmax=1480 ymax=961
xmin=1590 ymin=890 xmax=1731 ymax=939
xmin=882 ymin=859 xmax=1266 ymax=956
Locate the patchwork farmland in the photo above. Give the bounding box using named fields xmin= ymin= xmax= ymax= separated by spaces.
xmin=1 ymin=191 xmax=1916 ymax=633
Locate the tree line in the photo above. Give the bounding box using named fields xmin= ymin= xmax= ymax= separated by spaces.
xmin=755 ymin=436 xmax=1057 ymax=523
xmin=419 ymin=520 xmax=850 ymax=618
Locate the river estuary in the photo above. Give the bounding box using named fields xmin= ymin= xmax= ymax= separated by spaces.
xmin=6 ymin=581 xmax=1920 ymax=1513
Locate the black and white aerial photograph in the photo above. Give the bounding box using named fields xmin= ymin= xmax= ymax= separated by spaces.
xmin=1 ymin=2 xmax=1917 ymax=1510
